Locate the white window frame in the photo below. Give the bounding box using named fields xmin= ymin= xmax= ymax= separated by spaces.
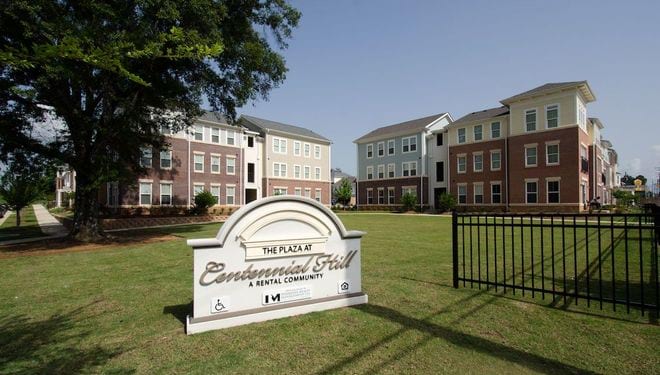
xmin=226 ymin=185 xmax=236 ymax=205
xmin=525 ymin=179 xmax=539 ymax=204
xmin=457 ymin=184 xmax=467 ymax=204
xmin=490 ymin=150 xmax=501 ymax=171
xmin=193 ymin=152 xmax=205 ymax=173
xmin=377 ymin=188 xmax=385 ymax=205
xmin=273 ymin=137 xmax=287 ymax=154
xmin=366 ymin=144 xmax=373 ymax=159
xmin=273 ymin=187 xmax=288 ymax=196
xmin=193 ymin=183 xmax=205 ymax=200
xmin=546 ymin=141 xmax=560 ymax=166
xmin=140 ymin=147 xmax=153 ymax=168
xmin=474 ymin=125 xmax=483 ymax=141
xmin=210 ymin=184 xmax=221 ymax=205
xmin=139 ymin=181 xmax=152 ymax=206
xmin=226 ymin=156 xmax=236 ymax=175
xmin=294 ymin=187 xmax=302 ymax=196
xmin=491 ymin=122 xmax=501 ymax=139
xmin=490 ymin=181 xmax=502 ymax=204
xmin=457 ymin=128 xmax=466 ymax=144
xmin=194 ymin=124 xmax=204 ymax=141
xmin=315 ymin=167 xmax=321 ymax=180
xmin=159 ymin=150 xmax=172 ymax=170
xmin=387 ymin=139 xmax=395 ymax=155
xmin=211 ymin=127 xmax=220 ymax=144
xmin=304 ymin=143 xmax=311 ymax=158
xmin=387 ymin=187 xmax=395 ymax=205
xmin=402 ymin=186 xmax=417 ymax=197
xmin=366 ymin=188 xmax=373 ymax=204
xmin=457 ymin=154 xmax=467 ymax=174
xmin=294 ymin=164 xmax=301 ymax=179
xmin=525 ymin=109 xmax=537 ymax=132
xmin=304 ymin=188 xmax=311 ymax=198
xmin=366 ymin=166 xmax=373 ymax=180
xmin=402 ymin=136 xmax=417 ymax=153
xmin=314 ymin=145 xmax=321 ymax=159
xmin=273 ymin=162 xmax=287 ymax=178
xmin=525 ymin=144 xmax=538 ymax=167
xmin=304 ymin=165 xmax=311 ymax=180
xmin=159 ymin=182 xmax=172 ymax=206
xmin=210 ymin=153 xmax=221 ymax=174
xmin=545 ymin=103 xmax=560 ymax=129
xmin=315 ymin=188 xmax=322 ymax=202
xmin=473 ymin=183 xmax=484 ymax=204
xmin=377 ymin=164 xmax=385 ymax=179
xmin=473 ymin=152 xmax=483 ymax=172
xmin=547 ymin=178 xmax=561 ymax=203
xmin=387 ymin=163 xmax=395 ymax=178
xmin=226 ymin=130 xmax=236 ymax=146
xmin=402 ymin=161 xmax=417 ymax=177
xmin=377 ymin=142 xmax=385 ymax=157
xmin=293 ymin=141 xmax=301 ymax=156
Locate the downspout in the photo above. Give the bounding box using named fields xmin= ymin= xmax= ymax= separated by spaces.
xmin=187 ymin=133 xmax=191 ymax=208
xmin=328 ymin=142 xmax=332 ymax=205
xmin=505 ymin=126 xmax=510 ymax=211
xmin=265 ymin=129 xmax=269 ymax=198
xmin=420 ymin=131 xmax=424 ymax=209
xmin=239 ymin=128 xmax=244 ymax=205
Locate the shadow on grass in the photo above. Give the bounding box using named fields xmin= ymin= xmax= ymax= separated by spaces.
xmin=163 ymin=301 xmax=192 ymax=327
xmin=0 ymin=303 xmax=133 ymax=374
xmin=317 ymin=303 xmax=596 ymax=375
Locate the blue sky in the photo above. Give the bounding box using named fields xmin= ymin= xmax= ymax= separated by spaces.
xmin=237 ymin=0 xmax=660 ymax=181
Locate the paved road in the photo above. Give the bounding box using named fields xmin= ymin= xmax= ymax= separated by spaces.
xmin=0 ymin=210 xmax=11 ymax=227
xmin=32 ymin=204 xmax=68 ymax=237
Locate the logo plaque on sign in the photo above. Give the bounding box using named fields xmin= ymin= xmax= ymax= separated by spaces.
xmin=185 ymin=196 xmax=368 ymax=334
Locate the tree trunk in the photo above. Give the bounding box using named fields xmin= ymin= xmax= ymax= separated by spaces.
xmin=15 ymin=208 xmax=21 ymax=227
xmin=70 ymin=174 xmax=105 ymax=241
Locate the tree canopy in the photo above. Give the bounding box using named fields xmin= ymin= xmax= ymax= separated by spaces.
xmin=0 ymin=0 xmax=300 ymax=240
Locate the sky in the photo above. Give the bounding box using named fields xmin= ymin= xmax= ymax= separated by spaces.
xmin=234 ymin=0 xmax=660 ymax=181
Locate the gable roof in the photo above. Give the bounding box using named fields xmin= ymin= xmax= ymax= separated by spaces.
xmin=500 ymin=81 xmax=595 ymax=105
xmin=240 ymin=115 xmax=331 ymax=143
xmin=198 ymin=111 xmax=231 ymax=124
xmin=448 ymin=106 xmax=510 ymax=128
xmin=353 ymin=113 xmax=450 ymax=143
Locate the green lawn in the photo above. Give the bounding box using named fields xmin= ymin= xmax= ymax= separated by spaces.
xmin=0 ymin=206 xmax=44 ymax=241
xmin=0 ymin=214 xmax=658 ymax=373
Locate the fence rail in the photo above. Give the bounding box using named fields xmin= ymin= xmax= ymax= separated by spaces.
xmin=452 ymin=210 xmax=660 ymax=315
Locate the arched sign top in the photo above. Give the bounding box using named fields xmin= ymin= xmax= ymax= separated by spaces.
xmin=188 ymin=196 xmax=365 ymax=249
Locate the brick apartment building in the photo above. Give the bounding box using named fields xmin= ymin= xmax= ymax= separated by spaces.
xmin=55 ymin=112 xmax=332 ymax=212
xmin=353 ymin=113 xmax=453 ymax=209
xmin=446 ymin=81 xmax=618 ymax=212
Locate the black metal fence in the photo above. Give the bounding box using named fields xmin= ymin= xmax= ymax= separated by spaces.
xmin=452 ymin=210 xmax=660 ymax=315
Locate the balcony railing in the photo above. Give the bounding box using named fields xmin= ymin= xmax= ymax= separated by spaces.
xmin=581 ymin=157 xmax=589 ymax=173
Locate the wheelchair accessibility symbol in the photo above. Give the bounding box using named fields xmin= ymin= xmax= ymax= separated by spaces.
xmin=210 ymin=296 xmax=230 ymax=314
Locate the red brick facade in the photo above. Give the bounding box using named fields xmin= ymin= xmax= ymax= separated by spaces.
xmin=357 ymin=177 xmax=429 ymax=207
xmin=263 ymin=177 xmax=331 ymax=204
xmin=449 ymin=139 xmax=506 ymax=209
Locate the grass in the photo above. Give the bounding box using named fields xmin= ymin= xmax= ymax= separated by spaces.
xmin=0 ymin=214 xmax=658 ymax=374
xmin=0 ymin=206 xmax=44 ymax=241
xmin=49 ymin=207 xmax=75 ymax=220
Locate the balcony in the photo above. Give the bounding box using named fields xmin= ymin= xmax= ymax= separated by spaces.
xmin=580 ymin=157 xmax=589 ymax=173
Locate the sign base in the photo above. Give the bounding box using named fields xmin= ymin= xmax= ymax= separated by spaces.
xmin=186 ymin=293 xmax=368 ymax=335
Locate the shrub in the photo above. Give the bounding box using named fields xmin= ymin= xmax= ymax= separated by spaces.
xmin=437 ymin=193 xmax=457 ymax=212
xmin=401 ymin=193 xmax=417 ymax=212
xmin=192 ymin=190 xmax=217 ymax=215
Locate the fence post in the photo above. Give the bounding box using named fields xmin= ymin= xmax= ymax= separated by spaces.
xmin=452 ymin=209 xmax=459 ymax=288
xmin=654 ymin=205 xmax=660 ymax=245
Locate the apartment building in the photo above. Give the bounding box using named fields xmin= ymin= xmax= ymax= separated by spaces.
xmin=447 ymin=81 xmax=618 ymax=212
xmin=56 ymin=112 xmax=332 ymax=211
xmin=353 ymin=113 xmax=452 ymax=209
xmin=240 ymin=115 xmax=332 ymax=204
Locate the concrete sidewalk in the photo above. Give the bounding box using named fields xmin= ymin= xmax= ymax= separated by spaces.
xmin=0 ymin=210 xmax=11 ymax=227
xmin=33 ymin=204 xmax=68 ymax=237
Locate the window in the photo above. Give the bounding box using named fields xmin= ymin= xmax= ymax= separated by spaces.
xmin=273 ymin=137 xmax=287 ymax=154
xmin=490 ymin=150 xmax=501 ymax=171
xmin=526 ymin=181 xmax=538 ymax=203
xmin=387 ymin=187 xmax=395 ymax=205
xmin=139 ymin=182 xmax=152 ymax=205
xmin=377 ymin=165 xmax=384 ymax=179
xmin=388 ymin=163 xmax=395 ymax=178
xmin=457 ymin=155 xmax=466 ymax=173
xmin=457 ymin=128 xmax=466 ymax=144
xmin=525 ymin=109 xmax=537 ymax=132
xmin=226 ymin=157 xmax=236 ymax=175
xmin=294 ymin=187 xmax=302 ymax=196
xmin=226 ymin=186 xmax=235 ymax=205
xmin=294 ymin=141 xmax=301 ymax=156
xmin=247 ymin=163 xmax=255 ymax=183
xmin=273 ymin=187 xmax=287 ymax=196
xmin=525 ymin=146 xmax=537 ymax=167
xmin=226 ymin=130 xmax=235 ymax=145
xmin=314 ymin=145 xmax=321 ymax=159
xmin=304 ymin=143 xmax=311 ymax=158
xmin=304 ymin=188 xmax=311 ymax=198
xmin=366 ymin=144 xmax=373 ymax=158
xmin=388 ymin=140 xmax=395 ymax=155
xmin=210 ymin=185 xmax=221 ymax=205
xmin=140 ymin=147 xmax=152 ymax=168
xmin=194 ymin=153 xmax=204 ymax=172
xmin=457 ymin=184 xmax=467 ymax=204
xmin=273 ymin=162 xmax=287 ymax=177
xmin=377 ymin=142 xmax=384 ymax=157
xmin=315 ymin=167 xmax=321 ymax=180
xmin=294 ymin=165 xmax=301 ymax=179
xmin=210 ymin=154 xmax=221 ymax=174
xmin=491 ymin=183 xmax=501 ymax=204
xmin=491 ymin=122 xmax=501 ymax=138
xmin=546 ymin=104 xmax=559 ymax=128
xmin=474 ymin=125 xmax=483 ymax=141
xmin=247 ymin=136 xmax=254 ymax=148
xmin=194 ymin=125 xmax=203 ymax=141
xmin=211 ymin=127 xmax=220 ymax=143
xmin=377 ymin=188 xmax=384 ymax=204
xmin=436 ymin=133 xmax=443 ymax=146
xmin=193 ymin=184 xmax=204 ymax=196
xmin=160 ymin=150 xmax=171 ymax=169
xmin=547 ymin=179 xmax=560 ymax=203
xmin=304 ymin=166 xmax=311 ymax=179
xmin=160 ymin=183 xmax=172 ymax=205
xmin=366 ymin=166 xmax=373 ymax=180
xmin=402 ymin=136 xmax=417 ymax=153
xmin=473 ymin=153 xmax=483 ymax=172
xmin=402 ymin=186 xmax=416 ymax=197
xmin=474 ymin=183 xmax=483 ymax=204
xmin=546 ymin=143 xmax=560 ymax=165
xmin=367 ymin=189 xmax=373 ymax=204
xmin=402 ymin=161 xmax=417 ymax=177
xmin=436 ymin=162 xmax=444 ymax=182
xmin=315 ymin=189 xmax=322 ymax=202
